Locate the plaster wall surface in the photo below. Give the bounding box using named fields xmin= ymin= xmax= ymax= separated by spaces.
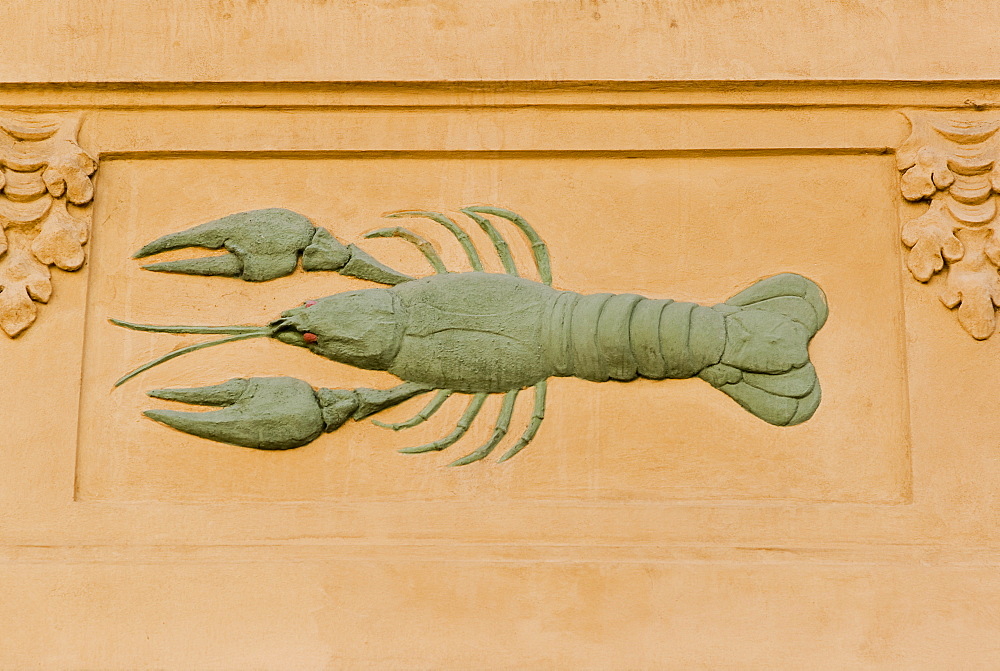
xmin=3 ymin=1 xmax=1000 ymax=668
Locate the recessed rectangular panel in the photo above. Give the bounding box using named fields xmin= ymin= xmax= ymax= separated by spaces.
xmin=76 ymin=154 xmax=909 ymax=503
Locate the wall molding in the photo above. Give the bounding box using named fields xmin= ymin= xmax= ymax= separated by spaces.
xmin=0 ymin=112 xmax=95 ymax=336
xmin=899 ymin=111 xmax=1000 ymax=339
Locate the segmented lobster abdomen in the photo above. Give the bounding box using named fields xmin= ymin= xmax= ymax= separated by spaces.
xmin=541 ymin=292 xmax=726 ymax=382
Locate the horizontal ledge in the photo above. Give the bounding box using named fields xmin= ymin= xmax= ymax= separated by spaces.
xmin=99 ymin=147 xmax=895 ymax=161
xmin=1 ymin=82 xmax=996 ymax=110
xmin=0 ymin=542 xmax=993 ymax=567
xmin=71 ymin=489 xmax=912 ymax=506
xmin=4 ymin=104 xmax=999 ymax=112
xmin=10 ymin=80 xmax=1000 ymax=90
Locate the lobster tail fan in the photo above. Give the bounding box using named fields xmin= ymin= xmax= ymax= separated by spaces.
xmin=700 ymin=273 xmax=828 ymax=427
xmin=723 ymin=272 xmax=829 ymax=336
xmin=712 ymin=362 xmax=822 ymax=427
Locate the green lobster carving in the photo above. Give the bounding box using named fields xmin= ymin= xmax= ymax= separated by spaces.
xmin=112 ymin=206 xmax=828 ymax=466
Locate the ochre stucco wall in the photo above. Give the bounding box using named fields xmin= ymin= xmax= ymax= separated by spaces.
xmin=4 ymin=2 xmax=1000 ymax=668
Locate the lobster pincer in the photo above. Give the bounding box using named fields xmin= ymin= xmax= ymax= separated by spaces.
xmin=143 ymin=375 xmax=433 ymax=450
xmin=144 ymin=377 xmax=325 ymax=450
xmin=134 ymin=208 xmax=413 ymax=284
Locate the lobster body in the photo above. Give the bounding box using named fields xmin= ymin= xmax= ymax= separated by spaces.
xmin=388 ymin=274 xmax=785 ymax=389
xmin=274 ymin=271 xmax=826 ymax=427
xmin=387 ymin=273 xmax=738 ymax=391
xmin=390 ymin=273 xmax=554 ymax=393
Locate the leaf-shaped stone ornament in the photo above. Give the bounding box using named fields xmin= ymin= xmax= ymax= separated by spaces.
xmin=0 ymin=113 xmax=95 ymax=337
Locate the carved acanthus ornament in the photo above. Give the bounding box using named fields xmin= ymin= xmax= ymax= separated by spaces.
xmin=898 ymin=111 xmax=1000 ymax=339
xmin=0 ymin=113 xmax=95 ymax=337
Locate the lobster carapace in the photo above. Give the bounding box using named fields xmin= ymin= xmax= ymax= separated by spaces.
xmin=112 ymin=206 xmax=829 ymax=466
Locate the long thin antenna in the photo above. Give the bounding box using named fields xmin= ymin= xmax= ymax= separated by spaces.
xmin=110 ymin=318 xmax=269 ymax=336
xmin=113 ymin=331 xmax=270 ymax=387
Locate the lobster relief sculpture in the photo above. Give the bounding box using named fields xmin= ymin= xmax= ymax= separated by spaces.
xmin=112 ymin=207 xmax=828 ymax=466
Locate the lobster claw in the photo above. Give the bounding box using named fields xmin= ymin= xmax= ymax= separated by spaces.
xmin=144 ymin=376 xmax=325 ymax=450
xmin=134 ymin=208 xmax=321 ymax=282
xmin=134 ymin=208 xmax=413 ymax=285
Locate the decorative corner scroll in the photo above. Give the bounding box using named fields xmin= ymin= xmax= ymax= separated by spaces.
xmin=0 ymin=112 xmax=96 ymax=337
xmin=898 ymin=111 xmax=1000 ymax=339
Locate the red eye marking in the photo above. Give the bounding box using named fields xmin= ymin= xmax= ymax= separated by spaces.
xmin=303 ymin=300 xmax=317 ymax=307
xmin=303 ymin=332 xmax=318 ymax=343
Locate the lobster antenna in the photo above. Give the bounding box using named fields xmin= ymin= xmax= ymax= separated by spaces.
xmin=112 ymin=331 xmax=271 ymax=387
xmin=109 ymin=318 xmax=268 ymax=335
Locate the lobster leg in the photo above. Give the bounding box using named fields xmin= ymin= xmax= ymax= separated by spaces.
xmin=398 ymin=393 xmax=488 ymax=454
xmin=362 ymin=227 xmax=449 ymax=274
xmin=372 ymin=389 xmax=454 ymax=430
xmin=497 ymin=381 xmax=547 ymax=463
xmin=347 ymin=383 xmax=436 ymax=420
xmin=463 ymin=206 xmax=552 ymax=285
xmin=461 ymin=209 xmax=519 ymax=276
xmin=385 ymin=211 xmax=485 ymax=271
xmin=447 ymin=390 xmax=520 ymax=467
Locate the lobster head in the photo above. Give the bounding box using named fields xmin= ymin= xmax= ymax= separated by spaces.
xmin=271 ymin=287 xmax=404 ymax=371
